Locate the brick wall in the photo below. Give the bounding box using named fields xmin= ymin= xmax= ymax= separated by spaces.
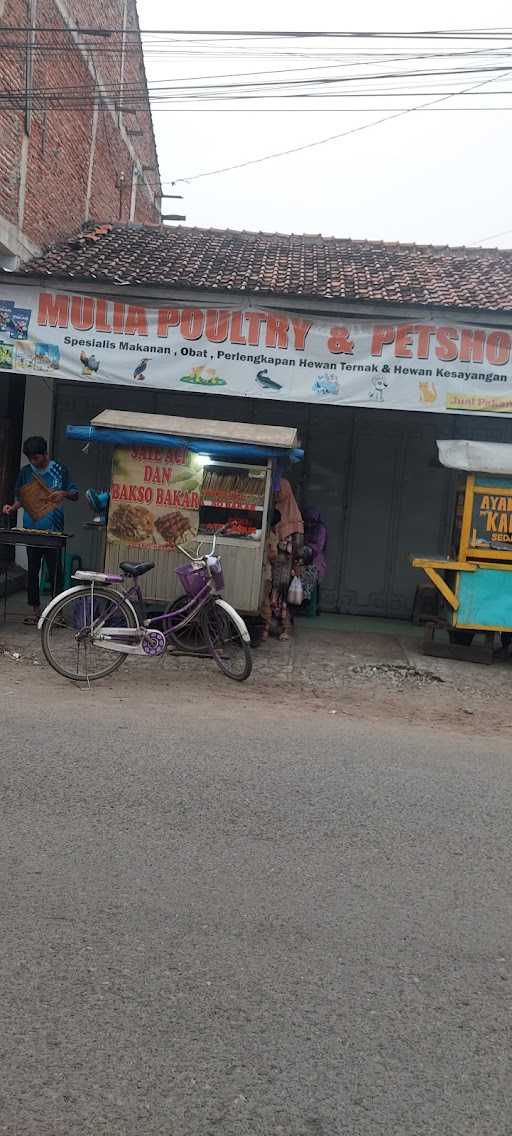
xmin=0 ymin=0 xmax=161 ymax=256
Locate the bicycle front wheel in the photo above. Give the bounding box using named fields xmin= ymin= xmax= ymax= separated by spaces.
xmin=202 ymin=600 xmax=252 ymax=682
xmin=41 ymin=586 xmax=138 ymax=682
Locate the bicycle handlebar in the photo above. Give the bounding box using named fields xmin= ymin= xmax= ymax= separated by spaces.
xmin=176 ymin=525 xmax=228 ymax=562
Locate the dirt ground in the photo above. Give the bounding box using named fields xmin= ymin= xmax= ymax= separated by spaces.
xmin=1 ymin=614 xmax=511 ymax=740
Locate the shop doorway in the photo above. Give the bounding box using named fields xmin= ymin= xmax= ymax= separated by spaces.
xmin=335 ymin=411 xmax=453 ymax=617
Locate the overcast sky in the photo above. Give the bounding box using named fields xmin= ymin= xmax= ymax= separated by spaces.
xmin=137 ymin=1 xmax=511 ymax=248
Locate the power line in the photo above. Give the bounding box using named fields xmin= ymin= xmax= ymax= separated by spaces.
xmin=469 ymin=226 xmax=512 ymax=245
xmin=153 ymin=107 xmax=512 ymax=117
xmin=170 ymin=67 xmax=509 ymax=182
xmin=2 ymin=25 xmax=512 ymax=38
xmin=3 ymin=59 xmax=512 ymax=107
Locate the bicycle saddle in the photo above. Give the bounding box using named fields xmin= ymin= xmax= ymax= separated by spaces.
xmin=119 ymin=561 xmax=155 ymax=577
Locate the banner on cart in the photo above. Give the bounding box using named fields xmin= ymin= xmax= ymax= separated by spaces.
xmin=3 ymin=284 xmax=512 ymax=415
xmin=107 ymin=445 xmax=202 ymax=551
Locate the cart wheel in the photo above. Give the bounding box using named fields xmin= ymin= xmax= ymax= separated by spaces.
xmin=449 ymin=629 xmax=475 ymax=646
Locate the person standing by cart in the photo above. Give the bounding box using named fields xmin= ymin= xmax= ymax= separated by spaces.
xmin=2 ymin=436 xmax=78 ymax=623
xmin=269 ymin=478 xmax=304 ymax=640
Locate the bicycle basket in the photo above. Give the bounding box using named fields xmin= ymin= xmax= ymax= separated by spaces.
xmin=176 ymin=563 xmax=209 ymax=596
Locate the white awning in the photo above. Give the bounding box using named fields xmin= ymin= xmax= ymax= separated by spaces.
xmin=437 ymin=439 xmax=512 ymax=475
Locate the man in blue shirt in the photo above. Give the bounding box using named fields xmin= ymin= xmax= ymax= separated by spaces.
xmin=2 ymin=435 xmax=78 ymax=622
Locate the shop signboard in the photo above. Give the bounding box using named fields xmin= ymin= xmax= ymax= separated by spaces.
xmin=3 ymin=282 xmax=512 ymax=416
xmin=470 ymin=485 xmax=512 ymax=550
xmin=107 ymin=445 xmax=203 ymax=550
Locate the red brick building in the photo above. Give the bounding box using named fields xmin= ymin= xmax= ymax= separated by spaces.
xmin=0 ymin=0 xmax=161 ymax=268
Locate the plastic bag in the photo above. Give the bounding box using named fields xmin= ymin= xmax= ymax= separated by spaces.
xmin=287 ymin=576 xmax=304 ymax=605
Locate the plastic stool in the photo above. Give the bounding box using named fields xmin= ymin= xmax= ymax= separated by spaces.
xmin=41 ymin=552 xmax=81 ymax=593
xmin=296 ymin=583 xmax=320 ymax=618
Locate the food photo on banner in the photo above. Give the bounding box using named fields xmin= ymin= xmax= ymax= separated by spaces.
xmin=107 ymin=446 xmax=203 ymax=551
xmin=2 ymin=284 xmax=512 ymax=414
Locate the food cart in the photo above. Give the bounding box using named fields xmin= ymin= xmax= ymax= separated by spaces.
xmin=412 ymin=439 xmax=512 ymax=662
xmin=66 ymin=409 xmax=303 ymax=613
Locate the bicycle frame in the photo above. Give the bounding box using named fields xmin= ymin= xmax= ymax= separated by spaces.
xmin=72 ymin=532 xmax=227 ymax=655
xmin=80 ymin=570 xmax=214 ymax=649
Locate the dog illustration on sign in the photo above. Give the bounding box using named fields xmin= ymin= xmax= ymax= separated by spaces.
xmin=369 ymin=374 xmax=388 ymax=402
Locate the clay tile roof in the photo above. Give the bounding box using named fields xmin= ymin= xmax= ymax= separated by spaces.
xmin=18 ymin=222 xmax=512 ymax=313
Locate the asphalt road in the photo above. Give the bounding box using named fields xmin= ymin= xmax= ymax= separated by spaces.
xmin=1 ymin=669 xmax=512 ymax=1135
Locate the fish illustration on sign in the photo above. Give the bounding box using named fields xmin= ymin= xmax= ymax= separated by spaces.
xmin=255 ymin=368 xmax=282 ymax=391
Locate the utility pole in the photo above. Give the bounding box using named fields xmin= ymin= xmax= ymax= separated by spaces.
xmin=118 ymin=0 xmax=128 ymax=126
xmin=24 ymin=0 xmax=37 ymax=134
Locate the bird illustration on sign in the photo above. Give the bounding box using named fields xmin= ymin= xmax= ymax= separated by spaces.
xmin=133 ymin=358 xmax=149 ymax=381
xmin=80 ymin=351 xmax=100 ymax=375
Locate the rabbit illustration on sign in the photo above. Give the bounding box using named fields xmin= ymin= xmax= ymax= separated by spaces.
xmin=419 ymin=381 xmax=438 ymax=404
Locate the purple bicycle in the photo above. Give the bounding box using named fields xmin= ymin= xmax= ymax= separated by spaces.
xmin=38 ymin=534 xmax=252 ymax=683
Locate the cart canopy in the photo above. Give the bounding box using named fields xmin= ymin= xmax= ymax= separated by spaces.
xmin=437 ymin=439 xmax=512 ymax=476
xmin=66 ymin=410 xmax=303 ymax=462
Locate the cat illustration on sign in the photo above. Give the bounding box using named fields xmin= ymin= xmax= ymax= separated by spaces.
xmin=369 ymin=375 xmax=388 ymax=402
xmin=419 ymin=381 xmax=438 ymax=404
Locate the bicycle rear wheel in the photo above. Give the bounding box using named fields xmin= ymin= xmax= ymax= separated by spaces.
xmin=41 ymin=586 xmax=138 ymax=682
xmin=202 ymin=601 xmax=252 ymax=681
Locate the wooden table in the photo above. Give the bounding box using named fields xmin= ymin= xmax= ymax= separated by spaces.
xmin=0 ymin=527 xmax=70 ymax=622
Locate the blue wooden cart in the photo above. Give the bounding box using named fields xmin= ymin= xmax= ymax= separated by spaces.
xmin=412 ymin=440 xmax=512 ymax=662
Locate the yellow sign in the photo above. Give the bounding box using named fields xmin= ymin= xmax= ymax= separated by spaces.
xmin=471 ymin=490 xmax=512 ymax=549
xmin=446 ymin=393 xmax=512 ymax=414
xmin=107 ymin=445 xmax=203 ymax=550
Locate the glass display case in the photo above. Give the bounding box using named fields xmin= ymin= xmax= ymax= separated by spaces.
xmin=199 ymin=461 xmax=267 ymax=541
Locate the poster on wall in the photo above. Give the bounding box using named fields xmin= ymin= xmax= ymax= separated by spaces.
xmin=107 ymin=445 xmax=203 ymax=550
xmin=3 ymin=282 xmax=512 ymax=416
